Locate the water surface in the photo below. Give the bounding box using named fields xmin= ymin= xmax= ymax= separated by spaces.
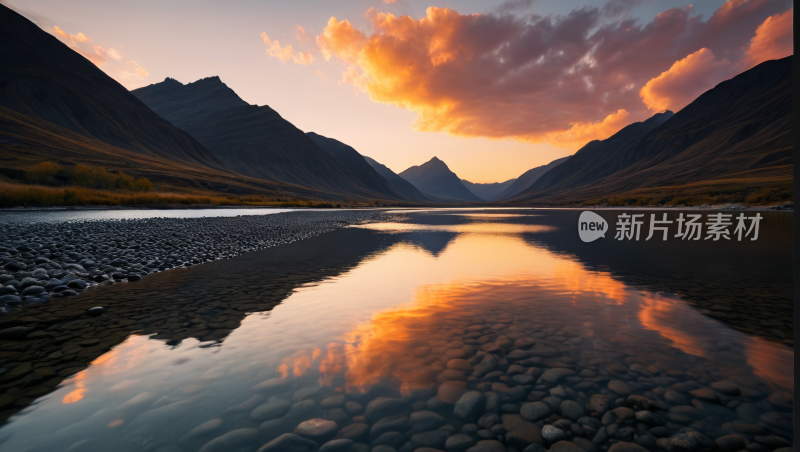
xmin=0 ymin=209 xmax=792 ymax=452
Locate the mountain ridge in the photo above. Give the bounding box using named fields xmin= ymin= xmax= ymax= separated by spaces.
xmin=399 ymin=157 xmax=484 ymax=202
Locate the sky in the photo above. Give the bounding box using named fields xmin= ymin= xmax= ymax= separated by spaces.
xmin=6 ymin=0 xmax=794 ymax=183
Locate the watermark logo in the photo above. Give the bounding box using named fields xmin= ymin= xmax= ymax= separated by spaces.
xmin=578 ymin=211 xmax=763 ymax=242
xmin=578 ymin=211 xmax=608 ymax=242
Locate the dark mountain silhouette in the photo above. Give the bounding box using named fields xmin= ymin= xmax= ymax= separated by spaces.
xmin=0 ymin=4 xmax=228 ymax=173
xmin=493 ymin=156 xmax=570 ymax=201
xmin=461 ymin=178 xmax=516 ymax=201
xmin=132 ymin=77 xmax=413 ymax=201
xmin=305 ymin=132 xmax=429 ymax=203
xmin=511 ymin=56 xmax=793 ymax=204
xmin=0 ymin=4 xmax=334 ymax=198
xmin=362 ymin=156 xmax=431 ymax=202
xmin=399 ymin=157 xmax=484 ymax=202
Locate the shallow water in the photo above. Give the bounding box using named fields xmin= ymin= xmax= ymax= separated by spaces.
xmin=0 ymin=209 xmax=792 ymax=452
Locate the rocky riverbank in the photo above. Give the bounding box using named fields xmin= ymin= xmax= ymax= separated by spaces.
xmin=0 ymin=210 xmax=401 ymax=311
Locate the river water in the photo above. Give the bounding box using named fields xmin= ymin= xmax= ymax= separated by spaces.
xmin=0 ymin=209 xmax=792 ymax=452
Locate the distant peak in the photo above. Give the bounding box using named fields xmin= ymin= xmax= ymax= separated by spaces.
xmin=162 ymin=77 xmax=182 ymax=85
xmin=429 ymin=156 xmax=441 ymax=162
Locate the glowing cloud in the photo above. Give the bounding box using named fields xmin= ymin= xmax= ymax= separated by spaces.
xmin=741 ymin=9 xmax=793 ymax=69
xmin=313 ymin=0 xmax=791 ymax=149
xmin=49 ymin=26 xmax=149 ymax=87
xmin=639 ymin=49 xmax=734 ymax=112
xmin=261 ymin=32 xmax=314 ymax=65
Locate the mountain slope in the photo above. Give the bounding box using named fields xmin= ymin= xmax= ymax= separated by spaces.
xmin=513 ymin=56 xmax=793 ymax=204
xmin=0 ymin=4 xmax=228 ymax=173
xmin=399 ymin=157 xmax=484 ymax=202
xmin=493 ymin=156 xmax=570 ymax=201
xmin=132 ymin=77 xmax=410 ymax=201
xmin=461 ymin=178 xmax=516 ymax=201
xmin=305 ymin=132 xmax=428 ymax=203
xmin=363 ymin=156 xmax=431 ymax=202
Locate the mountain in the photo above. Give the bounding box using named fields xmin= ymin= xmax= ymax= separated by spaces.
xmin=0 ymin=4 xmax=330 ymax=198
xmin=362 ymin=156 xmax=431 ymax=202
xmin=461 ymin=178 xmax=516 ymax=201
xmin=305 ymin=132 xmax=429 ymax=203
xmin=512 ymin=56 xmax=793 ymax=204
xmin=0 ymin=4 xmax=228 ymax=173
xmin=399 ymin=157 xmax=484 ymax=202
xmin=493 ymin=156 xmax=570 ymax=201
xmin=132 ymin=77 xmax=411 ymax=201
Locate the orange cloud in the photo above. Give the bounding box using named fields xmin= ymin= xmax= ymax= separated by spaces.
xmin=315 ymin=70 xmax=327 ymax=82
xmin=639 ymin=49 xmax=735 ymax=112
xmin=50 ymin=26 xmax=149 ymax=87
xmin=261 ymin=32 xmax=314 ymax=65
xmin=546 ymin=109 xmax=631 ymax=149
xmin=313 ymin=0 xmax=791 ymax=149
xmin=741 ymin=9 xmax=793 ymax=69
xmin=295 ymin=25 xmax=313 ymax=43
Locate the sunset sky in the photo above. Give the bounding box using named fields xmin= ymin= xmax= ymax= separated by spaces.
xmin=6 ymin=0 xmax=793 ymax=183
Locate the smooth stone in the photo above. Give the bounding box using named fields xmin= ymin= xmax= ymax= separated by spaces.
xmin=179 ymin=419 xmax=224 ymax=443
xmin=257 ymin=433 xmax=317 ymax=452
xmin=294 ymin=418 xmax=339 ymax=442
xmin=454 ymin=391 xmax=485 ymax=422
xmin=542 ymin=425 xmax=566 ymax=443
xmin=667 ymin=432 xmax=714 ymax=452
xmin=709 ymin=381 xmax=740 ymax=395
xmin=223 ymin=395 xmax=265 ymax=414
xmin=538 ymin=368 xmax=575 ymax=384
xmin=688 ymin=387 xmax=718 ymax=401
xmin=549 ymin=441 xmax=585 ymax=452
xmin=714 ymin=435 xmax=746 ymax=452
xmin=336 ymin=423 xmax=369 ymax=442
xmin=321 ymin=395 xmax=347 ymax=408
xmin=465 ymin=440 xmax=507 ymax=452
xmin=370 ymin=415 xmax=410 ymax=439
xmin=447 ymin=359 xmax=473 ymax=371
xmin=446 ymin=434 xmax=477 ymax=452
xmin=502 ymin=414 xmax=543 ymax=448
xmin=607 ymin=442 xmax=649 ymax=452
xmin=410 ymin=410 xmax=446 ymax=433
xmin=345 ymin=401 xmax=364 ymax=415
xmin=372 ymin=446 xmax=397 ymax=452
xmin=319 ymin=439 xmax=357 ymax=452
xmin=438 ymin=381 xmax=468 ymax=404
xmin=589 ymin=394 xmax=612 ymax=415
xmin=478 ymin=413 xmax=499 ymax=429
xmin=198 ymin=428 xmax=258 ymax=452
xmin=251 ymin=399 xmax=292 ymax=421
xmin=410 ymin=430 xmax=451 ymax=449
xmin=634 ymin=410 xmax=663 ymax=426
xmin=252 ymin=377 xmax=292 ymax=392
xmin=372 ymin=431 xmax=405 ymax=448
xmin=364 ymin=398 xmax=411 ymax=422
xmin=608 ymin=380 xmax=632 ymax=397
xmin=559 ymin=400 xmax=584 ymax=421
xmin=520 ymin=402 xmax=551 ymax=422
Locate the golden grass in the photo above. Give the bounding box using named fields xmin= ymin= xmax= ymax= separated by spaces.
xmin=0 ymin=181 xmax=344 ymax=208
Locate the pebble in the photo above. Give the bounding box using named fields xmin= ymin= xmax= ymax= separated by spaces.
xmin=251 ymin=399 xmax=292 ymax=422
xmin=257 ymin=433 xmax=317 ymax=452
xmin=541 ymin=425 xmax=566 ymax=443
xmin=364 ymin=397 xmax=411 ymax=422
xmin=319 ymin=438 xmax=357 ymax=452
xmin=466 ymin=440 xmax=507 ymax=452
xmin=454 ymin=391 xmax=485 ymax=422
xmin=179 ymin=418 xmax=224 ymax=443
xmin=520 ymin=402 xmax=551 ymax=422
xmin=197 ymin=428 xmax=258 ymax=452
xmin=0 ymin=210 xmax=397 ymax=310
xmin=446 ymin=434 xmax=477 ymax=452
xmin=294 ymin=418 xmax=339 ymax=442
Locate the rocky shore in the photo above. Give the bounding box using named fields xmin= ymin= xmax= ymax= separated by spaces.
xmin=0 ymin=210 xmax=399 ymax=311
